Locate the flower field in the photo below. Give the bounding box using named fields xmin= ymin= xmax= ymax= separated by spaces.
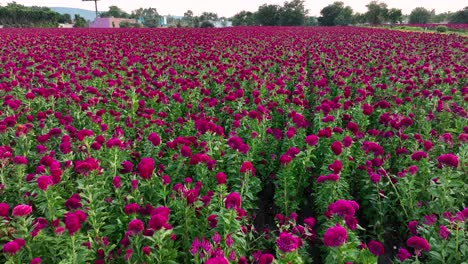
xmin=0 ymin=27 xmax=467 ymax=263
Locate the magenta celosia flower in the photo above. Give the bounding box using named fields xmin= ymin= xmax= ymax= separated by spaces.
xmin=327 ymin=200 xmax=359 ymax=218
xmin=368 ymin=240 xmax=385 ymax=256
xmin=148 ymin=132 xmax=161 ymax=146
xmin=207 ymin=214 xmax=218 ymax=228
xmin=437 ymin=153 xmax=459 ymax=168
xmin=148 ymin=212 xmax=169 ymax=230
xmin=30 ymin=257 xmax=42 ymax=264
xmin=37 ymin=175 xmax=53 ymax=191
xmin=120 ymin=160 xmax=133 ymax=173
xmin=279 ymin=154 xmax=293 ymax=165
xmin=215 ymin=172 xmax=226 ymax=185
xmin=113 ymin=176 xmax=121 ymax=188
xmin=328 ymin=160 xmax=343 ymax=174
xmin=127 ymin=219 xmax=144 ymax=235
xmin=0 ymin=202 xmax=9 ymax=217
xmin=406 ymin=236 xmax=430 ymax=256
xmin=370 ymin=173 xmax=381 ymax=183
xmin=225 ymin=192 xmax=241 ymax=209
xmin=64 ymin=211 xmax=86 ymax=235
xmin=305 ymin=134 xmax=319 ymax=146
xmin=13 ymin=156 xmax=28 ymax=165
xmin=323 ymin=224 xmax=347 ymax=247
xmin=276 ymin=231 xmax=301 ymax=252
xmin=2 ymin=240 xmax=23 ymax=255
xmin=408 ymin=220 xmax=418 ymax=235
xmin=438 ymin=226 xmax=450 ymax=240
xmin=180 ymin=145 xmax=192 ymax=157
xmin=205 ymin=256 xmax=229 ymax=264
xmin=138 ymin=158 xmax=154 ymax=179
xmin=396 ymin=248 xmax=411 ymax=261
xmin=331 ymin=141 xmax=343 ymax=155
xmin=12 ymin=204 xmax=32 ymax=217
xmin=258 ymin=253 xmax=275 ymax=264
xmin=411 ymin=151 xmax=427 ymax=161
xmin=304 ymin=217 xmax=316 ymax=228
xmin=142 ymin=246 xmax=151 ymax=255
xmin=124 ymin=203 xmax=140 ymax=215
xmin=240 ymin=161 xmax=254 ymax=174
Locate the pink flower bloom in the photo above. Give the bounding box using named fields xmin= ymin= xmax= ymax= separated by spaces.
xmin=276 ymin=231 xmax=301 ymax=252
xmin=225 ymin=192 xmax=241 ymax=209
xmin=258 ymin=253 xmax=275 ymax=264
xmin=12 ymin=204 xmax=32 ymax=217
xmin=396 ymin=248 xmax=411 ymax=261
xmin=240 ymin=161 xmax=254 ymax=174
xmin=2 ymin=240 xmax=22 ymax=255
xmin=331 ymin=141 xmax=343 ymax=155
xmin=328 ymin=160 xmax=343 ymax=174
xmin=305 ymin=135 xmax=319 ymax=146
xmin=148 ymin=132 xmax=161 ymax=146
xmin=437 ymin=153 xmax=459 ymax=168
xmin=411 ymin=151 xmax=427 ymax=161
xmin=438 ymin=226 xmax=450 ymax=240
xmin=215 ymin=172 xmax=226 ymax=185
xmin=13 ymin=156 xmax=28 ymax=165
xmin=368 ymin=240 xmax=385 ymax=256
xmin=406 ymin=236 xmax=430 ymax=256
xmin=205 ymin=257 xmax=229 ymax=264
xmin=37 ymin=175 xmax=53 ymax=191
xmin=323 ymin=224 xmax=347 ymax=247
xmin=0 ymin=202 xmax=9 ymax=217
xmin=127 ymin=219 xmax=144 ymax=235
xmin=30 ymin=258 xmax=42 ymax=264
xmin=138 ymin=158 xmax=154 ymax=179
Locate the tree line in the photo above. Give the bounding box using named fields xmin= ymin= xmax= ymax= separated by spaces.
xmin=0 ymin=2 xmax=81 ymax=28
xmin=232 ymin=0 xmax=467 ymax=26
xmin=100 ymin=5 xmax=227 ymax=28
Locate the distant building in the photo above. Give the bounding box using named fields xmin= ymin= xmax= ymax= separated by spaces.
xmin=212 ymin=20 xmax=233 ymax=28
xmin=59 ymin=23 xmax=74 ymax=28
xmin=89 ymin=17 xmax=138 ymax=28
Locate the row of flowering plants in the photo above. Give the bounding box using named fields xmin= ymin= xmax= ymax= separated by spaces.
xmin=0 ymin=27 xmax=467 ymax=263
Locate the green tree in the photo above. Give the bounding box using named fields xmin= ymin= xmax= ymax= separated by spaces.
xmin=318 ymin=2 xmax=353 ymax=26
xmin=73 ymin=14 xmax=88 ymax=28
xmin=365 ymin=1 xmax=388 ymax=24
xmin=0 ymin=2 xmax=60 ymax=27
xmin=387 ymin=8 xmax=402 ymax=24
xmin=431 ymin=12 xmax=452 ymax=23
xmin=200 ymin=21 xmax=215 ymax=28
xmin=305 ymin=16 xmax=318 ymax=26
xmin=409 ymin=7 xmax=432 ymax=24
xmin=100 ymin=5 xmax=129 ymax=18
xmin=183 ymin=10 xmax=195 ymax=27
xmin=449 ymin=6 xmax=468 ymax=24
xmin=352 ymin=12 xmax=367 ymax=25
xmin=131 ymin=8 xmax=159 ymax=27
xmin=279 ymin=0 xmax=308 ymax=26
xmin=231 ymin=11 xmax=256 ymax=26
xmin=255 ymin=4 xmax=281 ymax=26
xmin=58 ymin=13 xmax=72 ymax=24
xmin=199 ymin=12 xmax=218 ymax=22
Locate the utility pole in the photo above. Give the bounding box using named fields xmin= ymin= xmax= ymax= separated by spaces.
xmin=82 ymin=0 xmax=100 ymax=19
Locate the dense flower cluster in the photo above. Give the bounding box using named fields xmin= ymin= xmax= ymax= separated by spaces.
xmin=0 ymin=26 xmax=465 ymax=263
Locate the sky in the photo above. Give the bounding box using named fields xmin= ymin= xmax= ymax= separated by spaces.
xmin=1 ymin=0 xmax=466 ymax=17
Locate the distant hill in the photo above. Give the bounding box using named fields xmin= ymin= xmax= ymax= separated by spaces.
xmin=50 ymin=7 xmax=97 ymax=22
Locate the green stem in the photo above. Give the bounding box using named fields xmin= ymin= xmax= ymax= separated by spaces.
xmin=45 ymin=189 xmax=55 ymax=220
xmin=71 ymin=235 xmax=77 ymax=264
xmin=455 ymin=226 xmax=460 ymax=261
xmin=283 ymin=168 xmax=289 ymax=215
xmin=387 ymin=174 xmax=409 ymax=219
